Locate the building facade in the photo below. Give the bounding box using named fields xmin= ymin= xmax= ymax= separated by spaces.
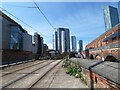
xmin=71 ymin=36 xmax=77 ymax=52
xmin=39 ymin=37 xmax=44 ymax=57
xmin=103 ymin=6 xmax=119 ymax=31
xmin=79 ymin=40 xmax=83 ymax=52
xmin=85 ymin=24 xmax=120 ymax=61
xmin=1 ymin=11 xmax=44 ymax=64
xmin=55 ymin=28 xmax=70 ymax=53
xmin=34 ymin=32 xmax=44 ymax=58
xmin=23 ymin=31 xmax=37 ymax=53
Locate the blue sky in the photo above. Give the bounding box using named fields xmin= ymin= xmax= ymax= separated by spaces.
xmin=1 ymin=2 xmax=118 ymax=50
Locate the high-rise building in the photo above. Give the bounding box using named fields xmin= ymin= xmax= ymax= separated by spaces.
xmin=39 ymin=37 xmax=44 ymax=56
xmin=55 ymin=31 xmax=58 ymax=51
xmin=34 ymin=32 xmax=43 ymax=57
xmin=71 ymin=36 xmax=77 ymax=52
xmin=118 ymin=1 xmax=120 ymax=22
xmin=79 ymin=40 xmax=83 ymax=52
xmin=43 ymin=44 xmax=48 ymax=57
xmin=103 ymin=6 xmax=119 ymax=31
xmin=55 ymin=28 xmax=70 ymax=53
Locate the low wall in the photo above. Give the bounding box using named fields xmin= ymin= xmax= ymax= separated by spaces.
xmin=2 ymin=49 xmax=35 ymax=65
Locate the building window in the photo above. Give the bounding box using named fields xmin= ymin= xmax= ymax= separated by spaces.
xmin=10 ymin=26 xmax=23 ymax=50
xmin=95 ymin=77 xmax=97 ymax=83
xmin=112 ymin=37 xmax=116 ymax=41
xmin=106 ymin=41 xmax=108 ymax=44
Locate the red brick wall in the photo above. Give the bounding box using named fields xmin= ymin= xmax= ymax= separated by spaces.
xmin=85 ymin=24 xmax=120 ymax=60
xmin=86 ymin=24 xmax=120 ymax=49
xmin=84 ymin=69 xmax=120 ymax=89
xmin=88 ymin=48 xmax=120 ymax=60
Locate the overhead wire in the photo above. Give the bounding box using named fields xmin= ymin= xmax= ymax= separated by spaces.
xmin=3 ymin=4 xmax=38 ymax=8
xmin=0 ymin=7 xmax=49 ymax=38
xmin=33 ymin=0 xmax=56 ymax=49
xmin=33 ymin=0 xmax=56 ymax=30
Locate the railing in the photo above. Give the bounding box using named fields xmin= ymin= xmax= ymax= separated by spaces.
xmin=88 ymin=42 xmax=120 ymax=51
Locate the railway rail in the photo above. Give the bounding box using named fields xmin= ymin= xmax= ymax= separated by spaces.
xmin=1 ymin=60 xmax=54 ymax=88
xmin=28 ymin=60 xmax=62 ymax=89
xmin=30 ymin=61 xmax=63 ymax=89
xmin=2 ymin=60 xmax=62 ymax=89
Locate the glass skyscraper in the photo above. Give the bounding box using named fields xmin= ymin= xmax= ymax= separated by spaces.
xmin=55 ymin=31 xmax=58 ymax=51
xmin=103 ymin=6 xmax=119 ymax=31
xmin=55 ymin=28 xmax=70 ymax=53
xmin=71 ymin=36 xmax=77 ymax=52
xmin=79 ymin=40 xmax=83 ymax=52
xmin=118 ymin=1 xmax=120 ymax=22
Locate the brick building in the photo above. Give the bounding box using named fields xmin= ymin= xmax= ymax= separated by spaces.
xmin=70 ymin=58 xmax=120 ymax=89
xmin=85 ymin=23 xmax=120 ymax=62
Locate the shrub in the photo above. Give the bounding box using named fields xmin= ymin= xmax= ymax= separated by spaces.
xmin=62 ymin=56 xmax=70 ymax=68
xmin=80 ymin=73 xmax=87 ymax=85
xmin=75 ymin=69 xmax=81 ymax=78
xmin=72 ymin=67 xmax=77 ymax=76
xmin=66 ymin=65 xmax=73 ymax=75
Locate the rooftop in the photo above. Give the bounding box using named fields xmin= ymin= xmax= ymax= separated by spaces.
xmin=70 ymin=58 xmax=119 ymax=85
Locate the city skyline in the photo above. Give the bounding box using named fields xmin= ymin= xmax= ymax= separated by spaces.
xmin=1 ymin=2 xmax=118 ymax=50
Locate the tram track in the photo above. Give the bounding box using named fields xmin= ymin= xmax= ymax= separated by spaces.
xmin=30 ymin=60 xmax=63 ymax=89
xmin=28 ymin=60 xmax=62 ymax=89
xmin=2 ymin=60 xmax=56 ymax=89
xmin=2 ymin=60 xmax=62 ymax=89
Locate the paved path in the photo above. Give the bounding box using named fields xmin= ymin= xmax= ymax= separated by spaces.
xmin=49 ymin=66 xmax=88 ymax=88
xmin=32 ymin=61 xmax=88 ymax=88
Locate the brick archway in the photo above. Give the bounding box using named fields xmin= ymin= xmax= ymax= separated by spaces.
xmin=95 ymin=54 xmax=102 ymax=60
xmin=89 ymin=54 xmax=94 ymax=59
xmin=104 ymin=55 xmax=118 ymax=62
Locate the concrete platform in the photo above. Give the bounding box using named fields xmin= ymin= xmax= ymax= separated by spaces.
xmin=49 ymin=66 xmax=88 ymax=88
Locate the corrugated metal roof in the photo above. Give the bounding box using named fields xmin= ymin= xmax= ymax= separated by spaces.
xmin=69 ymin=58 xmax=119 ymax=85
